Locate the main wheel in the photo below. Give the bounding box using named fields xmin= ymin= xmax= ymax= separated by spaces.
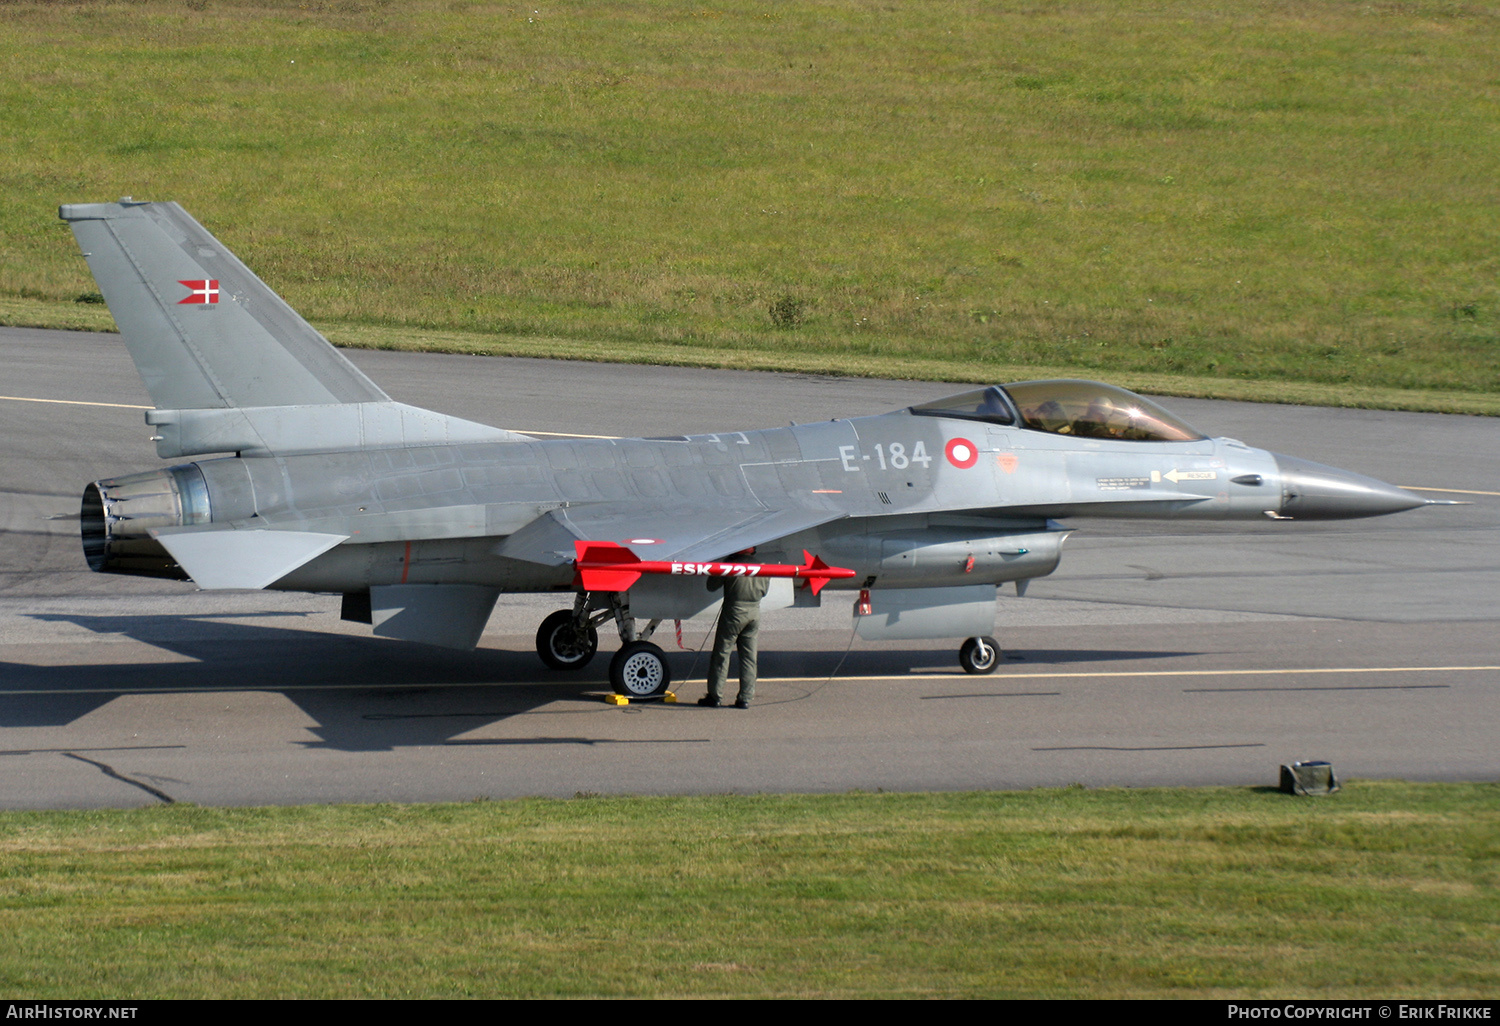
xmin=536 ymin=610 xmax=598 ymax=670
xmin=609 ymin=640 xmax=672 ymax=699
xmin=959 ymin=635 xmax=1000 ymax=675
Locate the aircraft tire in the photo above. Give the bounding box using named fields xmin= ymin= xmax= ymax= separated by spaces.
xmin=536 ymin=610 xmax=598 ymax=670
xmin=959 ymin=635 xmax=1000 ymax=675
xmin=609 ymin=641 xmax=672 ymax=700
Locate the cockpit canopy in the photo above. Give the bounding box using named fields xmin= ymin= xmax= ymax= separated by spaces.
xmin=910 ymin=379 xmax=1205 ymax=442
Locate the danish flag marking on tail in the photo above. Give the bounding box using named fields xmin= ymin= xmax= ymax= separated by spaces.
xmin=178 ymin=279 xmax=220 ymax=304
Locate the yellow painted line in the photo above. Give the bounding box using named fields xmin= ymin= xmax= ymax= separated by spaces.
xmin=768 ymin=665 xmax=1500 ymax=684
xmin=0 ymin=394 xmax=151 ymax=410
xmin=4 ymin=665 xmax=1495 ymax=697
xmin=1 ymin=681 xmax=596 ymax=696
xmin=1400 ymin=485 xmax=1500 ymax=497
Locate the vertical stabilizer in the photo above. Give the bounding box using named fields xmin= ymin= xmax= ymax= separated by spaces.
xmin=60 ymin=199 xmax=390 ymax=410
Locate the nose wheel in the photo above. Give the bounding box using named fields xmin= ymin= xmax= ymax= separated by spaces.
xmin=959 ymin=635 xmax=1000 ymax=675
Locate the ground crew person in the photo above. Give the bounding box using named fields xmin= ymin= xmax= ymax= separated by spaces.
xmin=699 ymin=549 xmax=770 ymax=708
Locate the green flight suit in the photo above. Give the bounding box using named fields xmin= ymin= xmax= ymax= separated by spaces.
xmin=706 ymin=575 xmax=771 ymax=704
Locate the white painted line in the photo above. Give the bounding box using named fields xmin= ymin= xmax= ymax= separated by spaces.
xmin=513 ymin=428 xmax=619 ymax=439
xmin=0 ymin=394 xmax=151 ymax=410
xmin=1 ymin=395 xmax=616 ymax=438
xmin=1400 ymin=485 xmax=1500 ymax=497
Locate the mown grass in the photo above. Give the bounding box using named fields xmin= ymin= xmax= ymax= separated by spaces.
xmin=9 ymin=294 xmax=1498 ymax=414
xmin=1 ymin=783 xmax=1497 ymax=998
xmin=1 ymin=1 xmax=1498 ymax=407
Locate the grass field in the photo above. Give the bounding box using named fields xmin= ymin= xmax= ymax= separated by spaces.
xmin=4 ymin=9 xmax=1495 ymax=999
xmin=2 ymin=1 xmax=1497 ymax=409
xmin=2 ymin=783 xmax=1497 ymax=998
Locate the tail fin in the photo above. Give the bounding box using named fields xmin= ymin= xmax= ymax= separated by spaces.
xmin=60 ymin=199 xmax=389 ymax=410
xmin=61 ymin=200 xmax=522 ymax=457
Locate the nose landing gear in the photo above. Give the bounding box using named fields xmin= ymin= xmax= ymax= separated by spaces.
xmin=959 ymin=635 xmax=1001 ymax=675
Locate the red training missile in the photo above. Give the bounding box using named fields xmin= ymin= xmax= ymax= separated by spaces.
xmin=573 ymin=541 xmax=856 ymax=595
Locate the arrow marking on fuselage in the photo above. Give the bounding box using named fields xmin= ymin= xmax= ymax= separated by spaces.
xmin=1163 ymin=469 xmax=1218 ymax=483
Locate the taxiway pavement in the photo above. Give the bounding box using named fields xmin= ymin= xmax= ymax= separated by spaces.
xmin=2 ymin=326 xmax=1496 ymax=807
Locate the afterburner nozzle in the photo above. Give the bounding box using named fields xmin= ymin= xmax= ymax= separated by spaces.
xmin=1272 ymin=454 xmax=1426 ymax=520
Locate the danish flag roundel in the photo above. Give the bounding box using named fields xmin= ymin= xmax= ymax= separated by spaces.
xmin=945 ymin=437 xmax=979 ymax=469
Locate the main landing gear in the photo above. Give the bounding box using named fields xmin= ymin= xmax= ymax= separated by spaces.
xmin=535 ymin=592 xmax=673 ymax=700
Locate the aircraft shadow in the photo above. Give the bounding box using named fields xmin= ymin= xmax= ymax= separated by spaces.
xmin=8 ymin=612 xmax=596 ymax=750
xmin=4 ymin=612 xmax=1200 ymax=751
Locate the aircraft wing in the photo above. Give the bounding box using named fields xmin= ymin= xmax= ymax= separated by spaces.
xmin=495 ymin=502 xmax=846 ymax=568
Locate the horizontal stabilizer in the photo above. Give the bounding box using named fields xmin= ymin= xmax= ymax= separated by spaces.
xmin=370 ymin=584 xmax=500 ymax=650
xmin=151 ymin=529 xmax=347 ymax=590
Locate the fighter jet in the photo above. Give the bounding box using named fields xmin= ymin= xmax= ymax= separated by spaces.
xmin=61 ymin=199 xmax=1438 ymax=698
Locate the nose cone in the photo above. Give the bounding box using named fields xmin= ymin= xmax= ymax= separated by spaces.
xmin=1273 ymin=454 xmax=1426 ymax=520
